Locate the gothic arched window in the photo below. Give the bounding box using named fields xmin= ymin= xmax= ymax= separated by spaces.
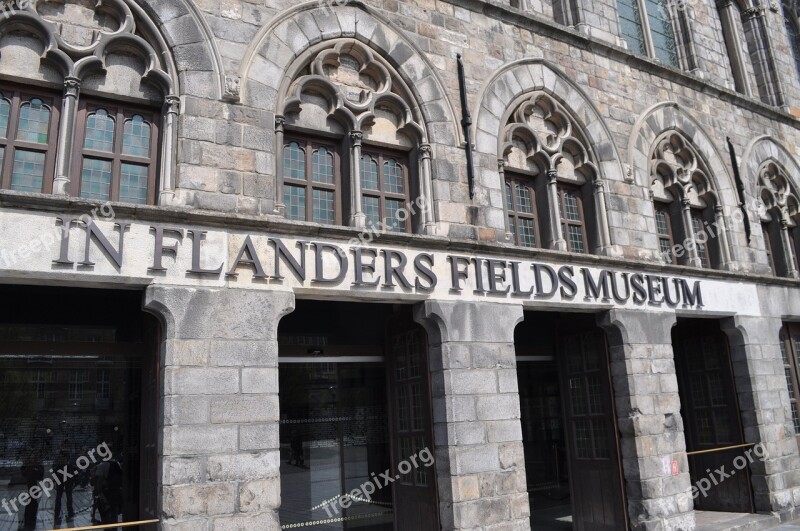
xmin=649 ymin=132 xmax=729 ymax=269
xmin=277 ymin=40 xmax=431 ymax=234
xmin=499 ymin=93 xmax=600 ymax=254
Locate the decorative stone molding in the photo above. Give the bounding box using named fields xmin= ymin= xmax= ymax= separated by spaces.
xmin=0 ymin=0 xmax=178 ymax=201
xmin=500 ymin=92 xmax=598 ymax=183
xmin=223 ymin=75 xmax=241 ymax=102
xmin=240 ymin=3 xmax=459 ymax=146
xmin=282 ymin=40 xmax=424 ymax=141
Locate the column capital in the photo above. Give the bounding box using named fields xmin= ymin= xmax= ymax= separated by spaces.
xmin=594 ymin=179 xmax=606 ymax=191
xmin=349 ymin=130 xmax=363 ymax=146
xmin=546 ymin=168 xmax=558 ymax=182
xmin=165 ymin=95 xmax=180 ymax=115
xmin=274 ymin=115 xmax=286 ymax=132
xmin=63 ymin=76 xmax=80 ymax=97
xmin=419 ymin=143 xmax=432 ymax=159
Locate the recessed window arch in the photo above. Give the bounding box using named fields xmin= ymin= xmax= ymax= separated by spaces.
xmin=276 ymin=39 xmax=433 ymax=234
xmin=649 ymin=132 xmax=730 ymax=269
xmin=0 ymin=0 xmax=178 ymax=205
xmin=499 ymin=92 xmax=601 ymax=254
xmin=757 ymin=161 xmax=800 ymax=278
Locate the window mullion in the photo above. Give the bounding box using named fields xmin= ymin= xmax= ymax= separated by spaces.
xmin=306 ymin=142 xmax=313 ymax=223
xmin=638 ymin=0 xmax=657 ymax=58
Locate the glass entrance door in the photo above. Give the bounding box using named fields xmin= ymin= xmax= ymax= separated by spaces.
xmin=279 ymin=356 xmax=393 ymax=530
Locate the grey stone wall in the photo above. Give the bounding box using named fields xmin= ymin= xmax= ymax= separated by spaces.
xmin=416 ymin=301 xmax=530 ymax=530
xmin=145 ymin=286 xmax=295 ymax=530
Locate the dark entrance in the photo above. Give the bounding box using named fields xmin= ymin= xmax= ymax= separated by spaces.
xmin=672 ymin=319 xmax=754 ymax=513
xmin=0 ymin=285 xmax=159 ymax=531
xmin=278 ymin=301 xmax=438 ymax=531
xmin=516 ymin=312 xmax=627 ymax=531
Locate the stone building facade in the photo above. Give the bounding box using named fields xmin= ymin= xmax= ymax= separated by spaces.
xmin=2 ymin=0 xmax=800 ymax=530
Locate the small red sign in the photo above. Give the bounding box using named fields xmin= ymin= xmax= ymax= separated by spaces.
xmin=671 ymin=460 xmax=679 ymax=476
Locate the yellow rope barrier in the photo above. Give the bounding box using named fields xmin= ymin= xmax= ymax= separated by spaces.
xmin=49 ymin=519 xmax=160 ymax=531
xmin=686 ymin=442 xmax=755 ymax=456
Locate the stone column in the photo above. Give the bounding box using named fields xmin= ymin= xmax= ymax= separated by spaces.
xmin=721 ymin=315 xmax=800 ymax=516
xmin=498 ymin=160 xmax=513 ymax=242
xmin=53 ymin=77 xmax=80 ymax=196
xmin=274 ymin=116 xmax=286 ymax=215
xmin=349 ymin=131 xmax=366 ymax=228
xmin=779 ymin=217 xmax=799 ymax=278
xmin=145 ymin=286 xmax=295 ymax=530
xmin=158 ymin=95 xmax=180 ymax=206
xmin=714 ymin=204 xmax=733 ymax=270
xmin=547 ymin=169 xmax=567 ymax=251
xmin=598 ymin=310 xmax=694 ymax=531
xmin=419 ymin=143 xmax=436 ymax=235
xmin=594 ymin=179 xmax=613 ymax=255
xmin=414 ymin=301 xmax=529 ymax=531
xmin=680 ymin=197 xmax=702 ymax=268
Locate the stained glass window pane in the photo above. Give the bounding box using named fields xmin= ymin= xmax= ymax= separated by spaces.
xmin=655 ymin=208 xmax=669 ymax=236
xmin=645 ymin=0 xmax=679 ymax=67
xmin=122 ymin=115 xmax=151 ymax=157
xmin=519 ymin=218 xmax=537 ymax=248
xmin=120 ymin=163 xmax=149 ymax=204
xmin=384 ymin=159 xmax=404 ymax=194
xmin=361 ymin=155 xmax=379 ymax=191
xmin=563 ymin=191 xmax=581 ymax=221
xmin=568 ymin=225 xmax=585 ymax=253
xmin=659 ymin=238 xmax=673 ymax=262
xmin=284 ymin=142 xmax=305 ymax=181
xmin=515 ymin=184 xmax=533 ymax=214
xmin=85 ymin=109 xmax=115 ymax=152
xmin=0 ymin=95 xmax=9 ymax=138
xmin=80 ymin=158 xmax=112 ymax=201
xmin=17 ymin=99 xmax=50 ymax=143
xmin=312 ymin=148 xmax=334 ymax=184
xmin=617 ymin=0 xmax=647 ymax=55
xmin=284 ymin=185 xmax=305 ymax=221
xmin=384 ymin=199 xmax=406 ymax=232
xmin=363 ymin=195 xmax=380 ymax=229
xmin=10 ymin=149 xmax=44 ymax=192
xmin=312 ymin=189 xmax=335 ymax=224
xmin=784 ymin=3 xmax=800 ymax=83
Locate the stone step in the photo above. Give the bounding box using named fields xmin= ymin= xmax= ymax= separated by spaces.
xmin=695 ymin=511 xmax=783 ymax=531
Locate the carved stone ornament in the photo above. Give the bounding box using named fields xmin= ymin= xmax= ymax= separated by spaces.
xmin=650 ymin=132 xmax=716 ymax=207
xmin=758 ymin=161 xmax=800 ymax=222
xmin=0 ymin=0 xmax=172 ymax=94
xmin=500 ymin=92 xmax=597 ymax=183
xmin=282 ymin=39 xmax=424 ymax=140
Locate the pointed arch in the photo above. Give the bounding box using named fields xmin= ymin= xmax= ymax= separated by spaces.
xmin=629 ymin=102 xmax=737 ymax=209
xmin=239 ymin=1 xmax=459 ymax=147
xmin=475 ymin=59 xmax=621 ymax=255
